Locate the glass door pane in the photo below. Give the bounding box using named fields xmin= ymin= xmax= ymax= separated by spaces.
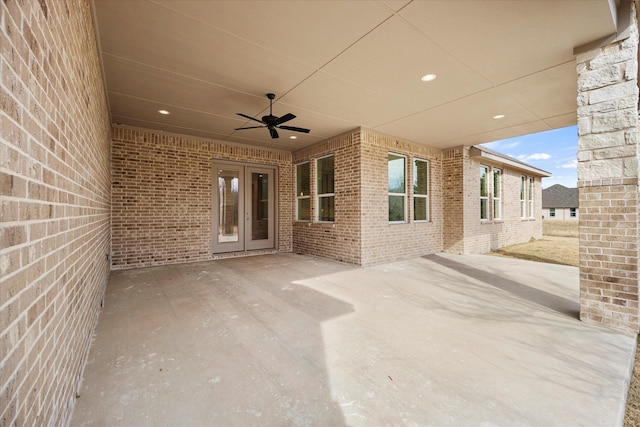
xmin=212 ymin=162 xmax=274 ymax=254
xmin=251 ymin=172 xmax=269 ymax=240
xmin=246 ymin=167 xmax=274 ymax=250
xmin=212 ymin=163 xmax=244 ymax=254
xmin=218 ymin=170 xmax=239 ymax=243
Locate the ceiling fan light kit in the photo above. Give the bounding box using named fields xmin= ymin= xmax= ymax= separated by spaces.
xmin=235 ymin=93 xmax=310 ymax=139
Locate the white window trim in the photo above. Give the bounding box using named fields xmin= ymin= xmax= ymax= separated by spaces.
xmin=520 ymin=176 xmax=527 ymax=219
xmin=492 ymin=168 xmax=502 ymax=221
xmin=480 ymin=165 xmax=503 ymax=222
xmin=528 ymin=177 xmax=535 ymax=219
xmin=413 ymin=158 xmax=430 ymax=222
xmin=316 ymin=154 xmax=335 ymax=223
xmin=295 ymin=161 xmax=310 ymax=221
xmin=480 ymin=165 xmax=490 ymax=221
xmin=388 ymin=153 xmax=407 ymax=224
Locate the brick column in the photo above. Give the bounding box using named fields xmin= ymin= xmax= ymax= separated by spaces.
xmin=442 ymin=146 xmax=467 ymax=254
xmin=576 ymin=4 xmax=640 ymax=333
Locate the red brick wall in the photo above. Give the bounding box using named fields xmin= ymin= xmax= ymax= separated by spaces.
xmin=1 ymin=0 xmax=111 ymax=424
xmin=111 ymin=127 xmax=293 ymax=269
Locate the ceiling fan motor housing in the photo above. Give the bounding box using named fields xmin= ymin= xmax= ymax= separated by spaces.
xmin=262 ymin=115 xmax=278 ymax=125
xmin=234 ymin=92 xmax=310 ymax=139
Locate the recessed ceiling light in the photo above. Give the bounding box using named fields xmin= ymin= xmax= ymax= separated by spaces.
xmin=158 ymin=109 xmax=170 ymax=115
xmin=421 ymin=74 xmax=437 ymax=82
xmin=289 ymin=135 xmax=297 ymax=140
xmin=493 ymin=114 xmax=505 ymax=119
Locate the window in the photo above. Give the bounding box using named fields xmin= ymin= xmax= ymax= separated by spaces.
xmin=520 ymin=176 xmax=527 ymax=218
xmin=480 ymin=166 xmax=489 ymax=220
xmin=295 ymin=162 xmax=310 ymax=221
xmin=549 ymin=208 xmax=556 ymax=217
xmin=528 ymin=177 xmax=534 ymax=218
xmin=316 ymin=155 xmax=335 ymax=221
xmin=413 ymin=159 xmax=429 ymax=221
xmin=570 ymin=208 xmax=576 ymax=217
xmin=388 ymin=153 xmax=406 ymax=222
xmin=480 ymin=166 xmax=502 ymax=221
xmin=493 ymin=169 xmax=502 ymax=220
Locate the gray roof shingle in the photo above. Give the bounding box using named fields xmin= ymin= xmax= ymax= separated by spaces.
xmin=542 ymin=184 xmax=578 ymax=208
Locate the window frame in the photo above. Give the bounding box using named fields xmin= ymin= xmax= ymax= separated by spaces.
xmin=388 ymin=152 xmax=407 ymax=224
xmin=549 ymin=208 xmax=556 ymax=218
xmin=492 ymin=168 xmax=502 ymax=221
xmin=520 ymin=176 xmax=527 ymax=219
xmin=528 ymin=177 xmax=535 ymax=218
xmin=479 ymin=165 xmax=503 ymax=222
xmin=480 ymin=165 xmax=490 ymax=221
xmin=570 ymin=207 xmax=577 ymax=218
xmin=295 ymin=161 xmax=310 ymax=221
xmin=316 ymin=154 xmax=335 ymax=222
xmin=413 ymin=158 xmax=430 ymax=222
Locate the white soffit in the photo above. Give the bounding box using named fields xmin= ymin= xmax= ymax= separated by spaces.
xmin=93 ymin=0 xmax=618 ymax=151
xmin=470 ymin=147 xmax=552 ymax=177
xmin=399 ymin=0 xmax=616 ymax=85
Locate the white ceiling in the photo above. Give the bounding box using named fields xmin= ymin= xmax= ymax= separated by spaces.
xmin=93 ymin=0 xmax=618 ymax=151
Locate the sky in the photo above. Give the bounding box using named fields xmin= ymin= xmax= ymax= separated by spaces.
xmin=481 ymin=125 xmax=578 ymax=189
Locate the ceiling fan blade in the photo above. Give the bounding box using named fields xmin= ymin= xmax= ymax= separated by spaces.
xmin=279 ymin=125 xmax=310 ymax=133
xmin=235 ymin=125 xmax=266 ymax=130
xmin=274 ymin=113 xmax=296 ymax=126
xmin=237 ymin=113 xmax=266 ymax=125
xmin=269 ymin=127 xmax=279 ymax=139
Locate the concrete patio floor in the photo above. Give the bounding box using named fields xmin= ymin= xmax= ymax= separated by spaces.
xmin=71 ymin=253 xmax=636 ymax=426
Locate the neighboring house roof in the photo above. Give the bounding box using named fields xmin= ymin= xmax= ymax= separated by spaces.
xmin=542 ymin=184 xmax=578 ymax=208
xmin=469 ymin=146 xmax=552 ymax=177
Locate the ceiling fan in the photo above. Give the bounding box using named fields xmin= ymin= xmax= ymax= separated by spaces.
xmin=235 ymin=93 xmax=310 ymax=139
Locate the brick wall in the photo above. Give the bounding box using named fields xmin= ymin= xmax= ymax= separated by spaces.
xmin=111 ymin=126 xmax=293 ymax=269
xmin=576 ymin=2 xmax=639 ymax=333
xmin=293 ymin=128 xmax=443 ymax=266
xmin=463 ymin=157 xmax=543 ymax=254
xmin=443 ymin=146 xmax=543 ymax=255
xmin=1 ymin=0 xmax=111 ymax=425
xmin=442 ymin=147 xmax=466 ymax=253
xmin=359 ymin=129 xmax=443 ymax=266
xmin=292 ymin=130 xmax=362 ymax=264
xmin=293 ymin=129 xmax=544 ymax=265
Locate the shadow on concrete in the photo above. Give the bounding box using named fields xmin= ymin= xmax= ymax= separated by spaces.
xmin=71 ymin=254 xmax=354 ymax=426
xmin=423 ymin=254 xmax=580 ymax=319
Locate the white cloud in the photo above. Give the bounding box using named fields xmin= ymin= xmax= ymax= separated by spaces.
xmin=483 ymin=140 xmax=520 ymax=150
xmin=501 ymin=141 xmax=521 ymax=149
xmin=559 ymin=159 xmax=578 ymax=169
xmin=482 ymin=141 xmax=501 ymax=149
xmin=516 ymin=153 xmax=551 ymax=161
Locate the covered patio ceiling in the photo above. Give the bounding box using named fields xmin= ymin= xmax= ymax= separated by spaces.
xmin=93 ymin=0 xmax=618 ymax=151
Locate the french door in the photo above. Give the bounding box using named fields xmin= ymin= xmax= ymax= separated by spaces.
xmin=212 ymin=161 xmax=276 ymax=254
